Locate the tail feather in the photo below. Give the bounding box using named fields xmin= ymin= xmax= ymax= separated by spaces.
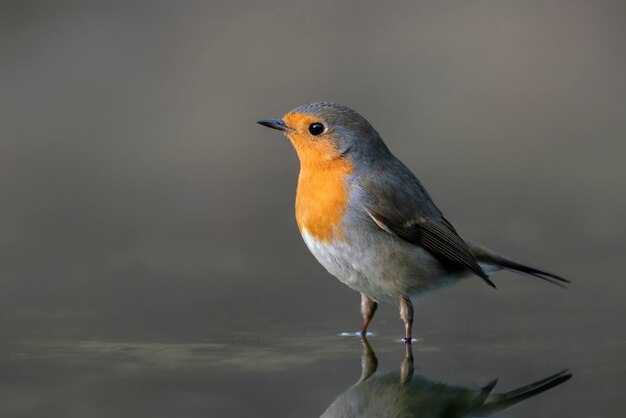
xmin=467 ymin=242 xmax=570 ymax=287
xmin=479 ymin=370 xmax=572 ymax=414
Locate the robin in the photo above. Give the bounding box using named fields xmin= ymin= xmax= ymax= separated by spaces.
xmin=258 ymin=102 xmax=568 ymax=342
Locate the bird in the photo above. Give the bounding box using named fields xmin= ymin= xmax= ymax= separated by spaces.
xmin=257 ymin=102 xmax=568 ymax=342
xmin=320 ymin=337 xmax=571 ymax=418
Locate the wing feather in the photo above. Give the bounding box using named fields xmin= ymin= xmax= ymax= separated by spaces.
xmin=367 ymin=210 xmax=495 ymax=288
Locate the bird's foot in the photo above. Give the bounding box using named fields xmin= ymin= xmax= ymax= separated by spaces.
xmin=339 ymin=331 xmax=373 ymax=337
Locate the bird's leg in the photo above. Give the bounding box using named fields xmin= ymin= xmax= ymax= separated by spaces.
xmin=400 ymin=339 xmax=415 ymax=386
xmin=360 ymin=293 xmax=378 ymax=336
xmin=399 ymin=296 xmax=414 ymax=343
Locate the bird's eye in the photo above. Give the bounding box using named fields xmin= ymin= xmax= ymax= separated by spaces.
xmin=308 ymin=122 xmax=325 ymax=136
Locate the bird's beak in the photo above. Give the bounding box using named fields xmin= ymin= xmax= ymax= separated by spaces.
xmin=257 ymin=119 xmax=291 ymax=132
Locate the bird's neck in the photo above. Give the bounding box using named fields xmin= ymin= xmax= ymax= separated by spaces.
xmin=295 ymin=158 xmax=354 ymax=243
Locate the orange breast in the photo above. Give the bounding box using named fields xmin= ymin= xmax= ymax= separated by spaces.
xmin=295 ymin=157 xmax=354 ymax=243
xmin=282 ymin=112 xmax=355 ymax=243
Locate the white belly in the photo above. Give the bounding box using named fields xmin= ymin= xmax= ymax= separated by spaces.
xmin=300 ymin=228 xmax=461 ymax=303
xmin=301 ymin=230 xmax=365 ymax=289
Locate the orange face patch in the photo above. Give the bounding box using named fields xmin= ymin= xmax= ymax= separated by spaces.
xmin=283 ymin=113 xmax=354 ymax=242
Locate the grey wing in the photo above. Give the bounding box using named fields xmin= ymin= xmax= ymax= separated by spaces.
xmin=358 ymin=158 xmax=494 ymax=288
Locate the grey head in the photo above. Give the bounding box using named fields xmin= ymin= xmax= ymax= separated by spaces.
xmin=258 ymin=102 xmax=392 ymax=166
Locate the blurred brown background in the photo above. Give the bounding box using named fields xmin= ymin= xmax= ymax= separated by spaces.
xmin=1 ymin=1 xmax=624 ymax=417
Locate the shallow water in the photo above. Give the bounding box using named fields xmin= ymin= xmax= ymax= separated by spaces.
xmin=1 ymin=302 xmax=622 ymax=417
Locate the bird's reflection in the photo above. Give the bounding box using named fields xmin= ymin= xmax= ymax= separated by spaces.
xmin=321 ymin=338 xmax=571 ymax=418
